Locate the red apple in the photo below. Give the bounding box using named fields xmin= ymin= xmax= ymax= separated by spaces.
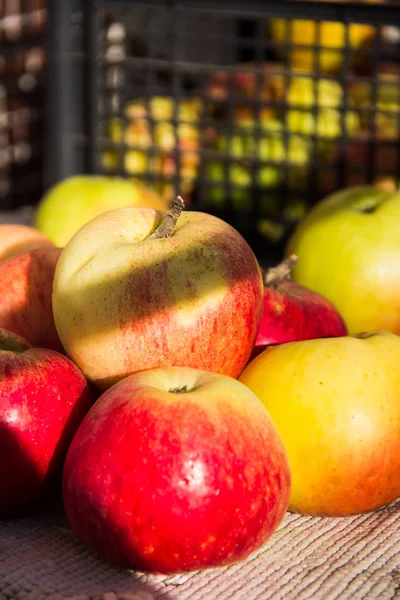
xmin=62 ymin=367 xmax=291 ymax=574
xmin=53 ymin=197 xmax=264 ymax=390
xmin=0 ymin=328 xmax=92 ymax=518
xmin=0 ymin=246 xmax=63 ymax=352
xmin=252 ymin=255 xmax=347 ymax=358
xmin=0 ymin=223 xmax=54 ymax=262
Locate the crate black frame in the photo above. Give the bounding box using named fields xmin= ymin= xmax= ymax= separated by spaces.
xmin=46 ymin=0 xmax=400 ymax=257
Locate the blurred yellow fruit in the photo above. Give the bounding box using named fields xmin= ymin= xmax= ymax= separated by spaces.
xmin=350 ymin=73 xmax=400 ymax=138
xmin=206 ymin=120 xmax=310 ymax=212
xmin=277 ymin=74 xmax=360 ymax=143
xmin=269 ymin=9 xmax=377 ymax=74
xmin=102 ymin=96 xmax=204 ymax=201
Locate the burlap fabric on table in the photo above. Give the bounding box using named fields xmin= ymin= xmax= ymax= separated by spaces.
xmin=1 ymin=208 xmax=400 ymax=599
xmin=1 ymin=499 xmax=400 ymax=600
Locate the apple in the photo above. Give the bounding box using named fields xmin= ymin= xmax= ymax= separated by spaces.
xmin=0 ymin=246 xmax=63 ymax=352
xmin=34 ymin=175 xmax=169 ymax=247
xmin=62 ymin=366 xmax=291 ymax=574
xmin=285 ymin=186 xmax=400 ymax=334
xmin=252 ymin=254 xmax=347 ymax=358
xmin=0 ymin=223 xmax=54 ymax=261
xmin=0 ymin=327 xmax=92 ymax=518
xmin=52 ymin=197 xmax=264 ymax=390
xmin=240 ymin=330 xmax=400 ymax=517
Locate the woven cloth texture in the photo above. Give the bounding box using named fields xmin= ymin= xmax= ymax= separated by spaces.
xmin=1 ymin=499 xmax=400 ymax=600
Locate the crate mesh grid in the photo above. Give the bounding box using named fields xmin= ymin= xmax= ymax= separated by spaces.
xmin=48 ymin=0 xmax=400 ymax=254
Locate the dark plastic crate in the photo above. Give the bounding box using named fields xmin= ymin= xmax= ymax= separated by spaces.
xmin=0 ymin=0 xmax=46 ymax=212
xmin=46 ymin=0 xmax=400 ymax=258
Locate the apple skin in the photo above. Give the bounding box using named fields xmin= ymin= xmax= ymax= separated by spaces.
xmin=62 ymin=367 xmax=291 ymax=574
xmin=240 ymin=330 xmax=400 ymax=517
xmin=0 ymin=224 xmax=54 ymax=261
xmin=0 ymin=246 xmax=63 ymax=352
xmin=0 ymin=327 xmax=92 ymax=518
xmin=285 ymin=186 xmax=400 ymax=335
xmin=52 ymin=206 xmax=264 ymax=390
xmin=252 ymin=260 xmax=347 ymax=358
xmin=34 ymin=175 xmax=169 ymax=248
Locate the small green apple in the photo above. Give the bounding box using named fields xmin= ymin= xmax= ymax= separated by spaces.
xmin=34 ymin=175 xmax=169 ymax=247
xmin=286 ymin=186 xmax=400 ymax=334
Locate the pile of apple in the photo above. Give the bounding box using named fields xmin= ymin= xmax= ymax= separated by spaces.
xmin=2 ymin=183 xmax=400 ymax=576
xmin=101 ymin=96 xmax=204 ymax=203
xmin=204 ymin=64 xmax=362 ymax=243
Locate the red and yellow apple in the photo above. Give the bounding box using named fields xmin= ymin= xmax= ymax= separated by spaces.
xmin=34 ymin=175 xmax=169 ymax=247
xmin=0 ymin=223 xmax=54 ymax=261
xmin=0 ymin=246 xmax=63 ymax=351
xmin=285 ymin=186 xmax=400 ymax=334
xmin=0 ymin=328 xmax=92 ymax=517
xmin=62 ymin=366 xmax=291 ymax=573
xmin=240 ymin=330 xmax=400 ymax=517
xmin=252 ymin=255 xmax=347 ymax=358
xmin=52 ymin=198 xmax=264 ymax=390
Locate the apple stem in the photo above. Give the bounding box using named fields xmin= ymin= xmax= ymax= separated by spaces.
xmin=264 ymin=254 xmax=298 ymax=287
xmin=169 ymin=386 xmax=189 ymax=394
xmin=148 ymin=195 xmax=185 ymax=240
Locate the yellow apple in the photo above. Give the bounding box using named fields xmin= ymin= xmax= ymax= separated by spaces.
xmin=239 ymin=330 xmax=400 ymax=517
xmin=34 ymin=175 xmax=169 ymax=247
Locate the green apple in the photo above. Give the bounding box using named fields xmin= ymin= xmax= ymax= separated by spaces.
xmin=285 ymin=186 xmax=400 ymax=334
xmin=34 ymin=175 xmax=169 ymax=247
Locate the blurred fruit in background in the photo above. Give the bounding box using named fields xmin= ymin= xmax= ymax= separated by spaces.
xmin=101 ymin=96 xmax=204 ymax=202
xmin=206 ymin=65 xmax=360 ymax=152
xmin=268 ymin=0 xmax=381 ymax=74
xmin=349 ymin=72 xmax=400 ymax=139
xmin=206 ymin=63 xmax=283 ymax=122
xmin=34 ymin=175 xmax=169 ymax=247
xmin=321 ymin=132 xmax=398 ymax=196
xmin=204 ymin=67 xmax=362 ymax=239
xmin=280 ymin=74 xmax=360 ymax=149
xmin=206 ymin=119 xmax=310 ymax=209
xmin=204 ymin=119 xmax=311 ymax=242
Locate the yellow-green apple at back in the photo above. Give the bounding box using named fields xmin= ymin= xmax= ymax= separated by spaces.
xmin=285 ymin=186 xmax=400 ymax=334
xmin=239 ymin=330 xmax=400 ymax=517
xmin=52 ymin=198 xmax=264 ymax=390
xmin=34 ymin=175 xmax=169 ymax=247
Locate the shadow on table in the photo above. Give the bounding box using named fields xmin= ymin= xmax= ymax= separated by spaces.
xmin=0 ymin=502 xmax=180 ymax=600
